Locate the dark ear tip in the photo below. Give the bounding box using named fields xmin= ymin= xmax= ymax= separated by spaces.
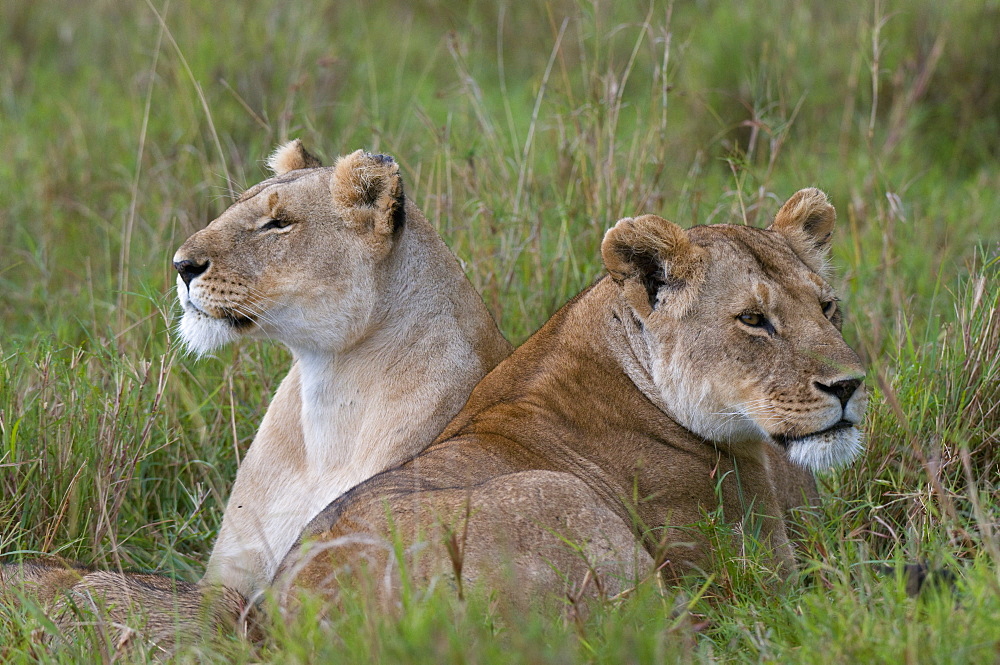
xmin=371 ymin=153 xmax=395 ymax=165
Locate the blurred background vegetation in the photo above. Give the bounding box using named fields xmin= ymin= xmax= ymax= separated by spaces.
xmin=1 ymin=0 xmax=998 ymax=661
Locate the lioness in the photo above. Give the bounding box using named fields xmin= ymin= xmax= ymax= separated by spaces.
xmin=1 ymin=142 xmax=511 ymax=642
xmin=276 ymin=188 xmax=866 ymax=605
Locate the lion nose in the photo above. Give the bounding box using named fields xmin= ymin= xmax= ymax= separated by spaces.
xmin=173 ymin=258 xmax=209 ymax=287
xmin=815 ymin=377 xmax=863 ymax=409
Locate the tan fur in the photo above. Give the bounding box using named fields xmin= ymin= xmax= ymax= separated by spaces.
xmin=1 ymin=559 xmax=89 ymax=608
xmin=1 ymin=143 xmax=511 ymax=647
xmin=768 ymin=187 xmax=836 ymax=276
xmin=266 ymin=138 xmax=321 ymax=174
xmin=275 ymin=189 xmax=866 ymax=609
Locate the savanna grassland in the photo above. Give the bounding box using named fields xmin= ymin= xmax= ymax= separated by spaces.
xmin=1 ymin=0 xmax=998 ymax=662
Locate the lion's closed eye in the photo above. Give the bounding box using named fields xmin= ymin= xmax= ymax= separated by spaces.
xmin=259 ymin=218 xmax=294 ymax=231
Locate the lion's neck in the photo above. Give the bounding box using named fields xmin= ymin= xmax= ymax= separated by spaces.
xmin=294 ymin=344 xmax=425 ymax=479
xmin=292 ymin=215 xmax=498 ymax=484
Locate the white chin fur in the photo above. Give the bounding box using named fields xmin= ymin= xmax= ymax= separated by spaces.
xmin=785 ymin=426 xmax=864 ymax=471
xmin=178 ymin=309 xmax=239 ymax=357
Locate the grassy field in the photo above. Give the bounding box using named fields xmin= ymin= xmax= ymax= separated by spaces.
xmin=1 ymin=0 xmax=998 ymax=661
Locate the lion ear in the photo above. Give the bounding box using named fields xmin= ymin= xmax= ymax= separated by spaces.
xmin=329 ymin=150 xmax=406 ymax=236
xmin=601 ymin=215 xmax=706 ymax=319
xmin=267 ymin=139 xmax=323 ymax=175
xmin=768 ymin=188 xmax=836 ymax=275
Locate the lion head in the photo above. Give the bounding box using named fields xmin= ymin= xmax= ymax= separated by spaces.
xmin=173 ymin=141 xmax=407 ymax=357
xmin=602 ymin=189 xmax=867 ymax=470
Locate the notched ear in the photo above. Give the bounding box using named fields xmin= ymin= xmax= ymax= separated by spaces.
xmin=267 ymin=139 xmax=323 ymax=175
xmin=768 ymin=188 xmax=836 ymax=275
xmin=601 ymin=215 xmax=706 ymax=319
xmin=330 ymin=149 xmax=406 ymax=235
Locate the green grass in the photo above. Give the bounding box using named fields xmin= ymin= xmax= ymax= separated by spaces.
xmin=1 ymin=0 xmax=999 ymax=661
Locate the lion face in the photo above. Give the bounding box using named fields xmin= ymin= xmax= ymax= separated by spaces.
xmin=602 ymin=189 xmax=867 ymax=470
xmin=173 ymin=143 xmax=405 ymax=357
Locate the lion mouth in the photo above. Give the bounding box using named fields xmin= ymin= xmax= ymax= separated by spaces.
xmin=780 ymin=420 xmax=865 ymax=470
xmin=184 ymin=301 xmax=255 ymax=330
xmin=772 ymin=420 xmax=855 ymax=448
xmin=221 ymin=310 xmax=255 ymax=329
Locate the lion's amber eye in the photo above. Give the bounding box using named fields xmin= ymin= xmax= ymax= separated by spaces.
xmin=737 ymin=312 xmax=766 ymax=327
xmin=260 ymin=218 xmax=292 ymax=231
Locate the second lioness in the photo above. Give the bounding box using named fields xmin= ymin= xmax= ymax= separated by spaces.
xmin=277 ymin=188 xmax=867 ymax=604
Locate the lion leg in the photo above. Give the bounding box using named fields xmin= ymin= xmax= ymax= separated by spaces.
xmin=454 ymin=470 xmax=654 ymax=603
xmin=277 ymin=470 xmax=654 ymax=613
xmin=3 ymin=561 xmax=254 ymax=652
xmin=721 ymin=451 xmax=799 ymax=579
xmin=51 ymin=572 xmax=254 ymax=650
xmin=764 ymin=444 xmax=820 ymax=516
xmin=1 ymin=558 xmax=89 ymax=607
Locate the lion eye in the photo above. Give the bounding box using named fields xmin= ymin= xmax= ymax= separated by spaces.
xmin=259 ymin=218 xmax=293 ymax=231
xmin=821 ymin=300 xmax=839 ymax=319
xmin=737 ymin=312 xmax=767 ymax=328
